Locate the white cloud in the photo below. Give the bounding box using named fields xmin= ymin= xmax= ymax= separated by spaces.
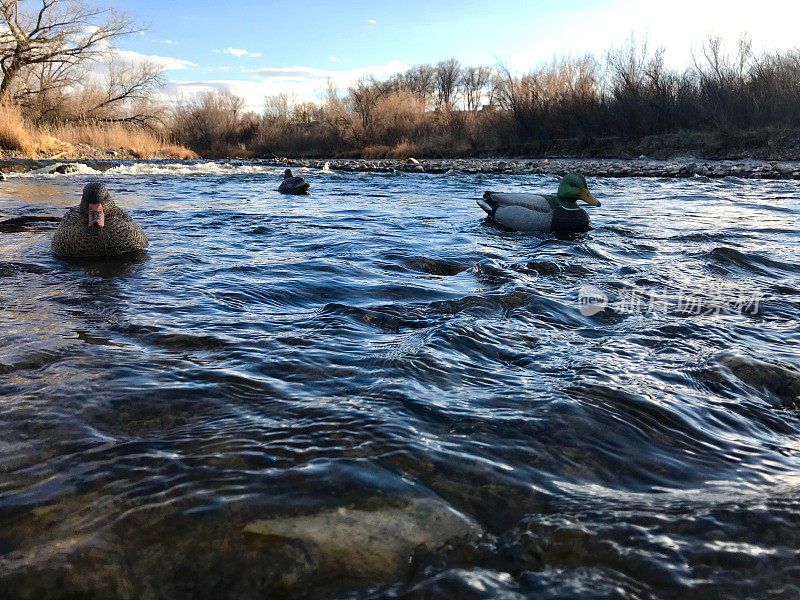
xmin=330 ymin=56 xmax=336 ymax=62
xmin=222 ymin=46 xmax=249 ymax=57
xmin=165 ymin=59 xmax=411 ymax=111
xmin=219 ymin=66 xmax=229 ymax=71
xmin=368 ymin=19 xmax=376 ymax=24
xmin=252 ymin=60 xmax=409 ymax=87
xmin=214 ymin=47 xmax=262 ymax=58
xmin=68 ymin=47 xmax=198 ymax=99
xmin=151 ymin=38 xmax=178 ymax=45
xmin=113 ymin=48 xmax=197 ymax=71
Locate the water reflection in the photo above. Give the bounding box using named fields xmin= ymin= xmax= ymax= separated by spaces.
xmin=59 ymin=251 xmax=149 ymax=279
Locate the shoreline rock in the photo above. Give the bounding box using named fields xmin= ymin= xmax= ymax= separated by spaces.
xmin=279 ymin=157 xmax=800 ymax=179
xmin=3 ymin=157 xmax=800 ymax=179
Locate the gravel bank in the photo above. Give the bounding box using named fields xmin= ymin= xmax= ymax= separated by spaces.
xmin=280 ymin=157 xmax=800 ymax=179
xmin=3 ymin=156 xmax=799 ymax=179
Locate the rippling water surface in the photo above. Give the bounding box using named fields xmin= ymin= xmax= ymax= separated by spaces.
xmin=2 ymin=162 xmax=800 ymax=599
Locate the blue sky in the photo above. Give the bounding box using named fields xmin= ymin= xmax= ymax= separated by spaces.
xmin=105 ymin=0 xmax=800 ymax=109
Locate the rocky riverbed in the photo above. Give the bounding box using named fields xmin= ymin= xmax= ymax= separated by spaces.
xmin=285 ymin=157 xmax=800 ymax=179
xmin=3 ymin=156 xmax=800 ymax=179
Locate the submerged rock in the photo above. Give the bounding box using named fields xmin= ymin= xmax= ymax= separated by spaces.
xmin=242 ymin=497 xmax=483 ymax=581
xmin=716 ymin=353 xmax=800 ymax=407
xmin=0 ymin=496 xmax=482 ymax=599
xmin=404 ymin=256 xmax=470 ymax=276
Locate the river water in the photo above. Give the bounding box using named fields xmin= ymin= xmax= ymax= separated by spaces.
xmin=1 ymin=162 xmax=799 ymax=599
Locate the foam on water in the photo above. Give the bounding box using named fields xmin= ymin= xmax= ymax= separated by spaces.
xmin=5 ymin=161 xmax=293 ymax=178
xmin=107 ymin=161 xmax=288 ymax=177
xmin=8 ymin=162 xmax=104 ymax=177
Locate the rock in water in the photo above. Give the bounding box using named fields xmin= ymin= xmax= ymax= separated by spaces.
xmin=717 ymin=353 xmax=800 ymax=406
xmin=0 ymin=496 xmax=482 ymax=598
xmin=242 ymin=497 xmax=483 ymax=581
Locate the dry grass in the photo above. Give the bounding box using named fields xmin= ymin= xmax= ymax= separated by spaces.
xmin=48 ymin=123 xmax=198 ymax=158
xmin=362 ymin=145 xmax=391 ymax=159
xmin=34 ymin=135 xmax=73 ymax=157
xmin=361 ymin=141 xmax=419 ymax=160
xmin=0 ymin=103 xmax=35 ymax=156
xmin=0 ymin=104 xmax=197 ymax=159
xmin=386 ymin=140 xmax=418 ymax=159
xmin=158 ymin=143 xmax=200 ymax=159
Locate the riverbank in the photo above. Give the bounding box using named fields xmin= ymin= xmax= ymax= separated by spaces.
xmin=286 ymin=157 xmax=800 ymax=179
xmin=4 ymin=156 xmax=798 ymax=180
xmin=492 ymin=129 xmax=800 ymax=163
xmin=0 ymin=103 xmax=197 ymax=162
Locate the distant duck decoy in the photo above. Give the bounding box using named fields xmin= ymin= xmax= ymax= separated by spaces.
xmin=51 ymin=182 xmax=148 ymax=258
xmin=279 ymin=169 xmax=310 ymax=195
xmin=477 ymin=173 xmax=601 ymax=235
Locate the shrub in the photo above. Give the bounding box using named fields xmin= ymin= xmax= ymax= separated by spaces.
xmin=386 ymin=140 xmax=418 ymax=159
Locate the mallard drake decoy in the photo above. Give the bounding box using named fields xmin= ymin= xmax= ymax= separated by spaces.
xmin=51 ymin=182 xmax=148 ymax=258
xmin=477 ymin=173 xmax=601 ymax=234
xmin=278 ymin=169 xmax=310 ymax=195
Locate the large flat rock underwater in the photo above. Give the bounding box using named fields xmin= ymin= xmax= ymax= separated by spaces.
xmin=0 ymin=496 xmax=482 ymax=599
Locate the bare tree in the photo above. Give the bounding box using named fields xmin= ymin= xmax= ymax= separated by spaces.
xmin=604 ymin=36 xmax=649 ymax=99
xmin=83 ymin=58 xmax=164 ymax=125
xmin=264 ymin=93 xmax=295 ymax=122
xmin=347 ymin=78 xmax=386 ymax=142
xmin=0 ymin=0 xmax=137 ymax=102
xmin=172 ymin=90 xmax=247 ymax=155
xmin=320 ymin=80 xmax=355 ymax=142
xmin=12 ymin=58 xmax=75 ymax=118
xmin=291 ymin=101 xmax=319 ymax=123
xmin=462 ymin=66 xmax=492 ymax=111
xmin=401 ymin=64 xmax=435 ymax=106
xmin=604 ymin=36 xmax=659 ymax=135
xmin=434 ymin=58 xmax=461 ymax=108
xmin=492 ymin=63 xmax=542 ymax=138
xmin=692 ymin=35 xmax=754 ymax=129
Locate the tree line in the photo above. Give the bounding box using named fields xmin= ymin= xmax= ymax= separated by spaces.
xmin=174 ymin=37 xmax=800 ymax=158
xmin=2 ymin=1 xmax=799 ymax=158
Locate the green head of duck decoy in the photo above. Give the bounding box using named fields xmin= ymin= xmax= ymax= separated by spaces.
xmin=557 ymin=173 xmax=601 ymax=208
